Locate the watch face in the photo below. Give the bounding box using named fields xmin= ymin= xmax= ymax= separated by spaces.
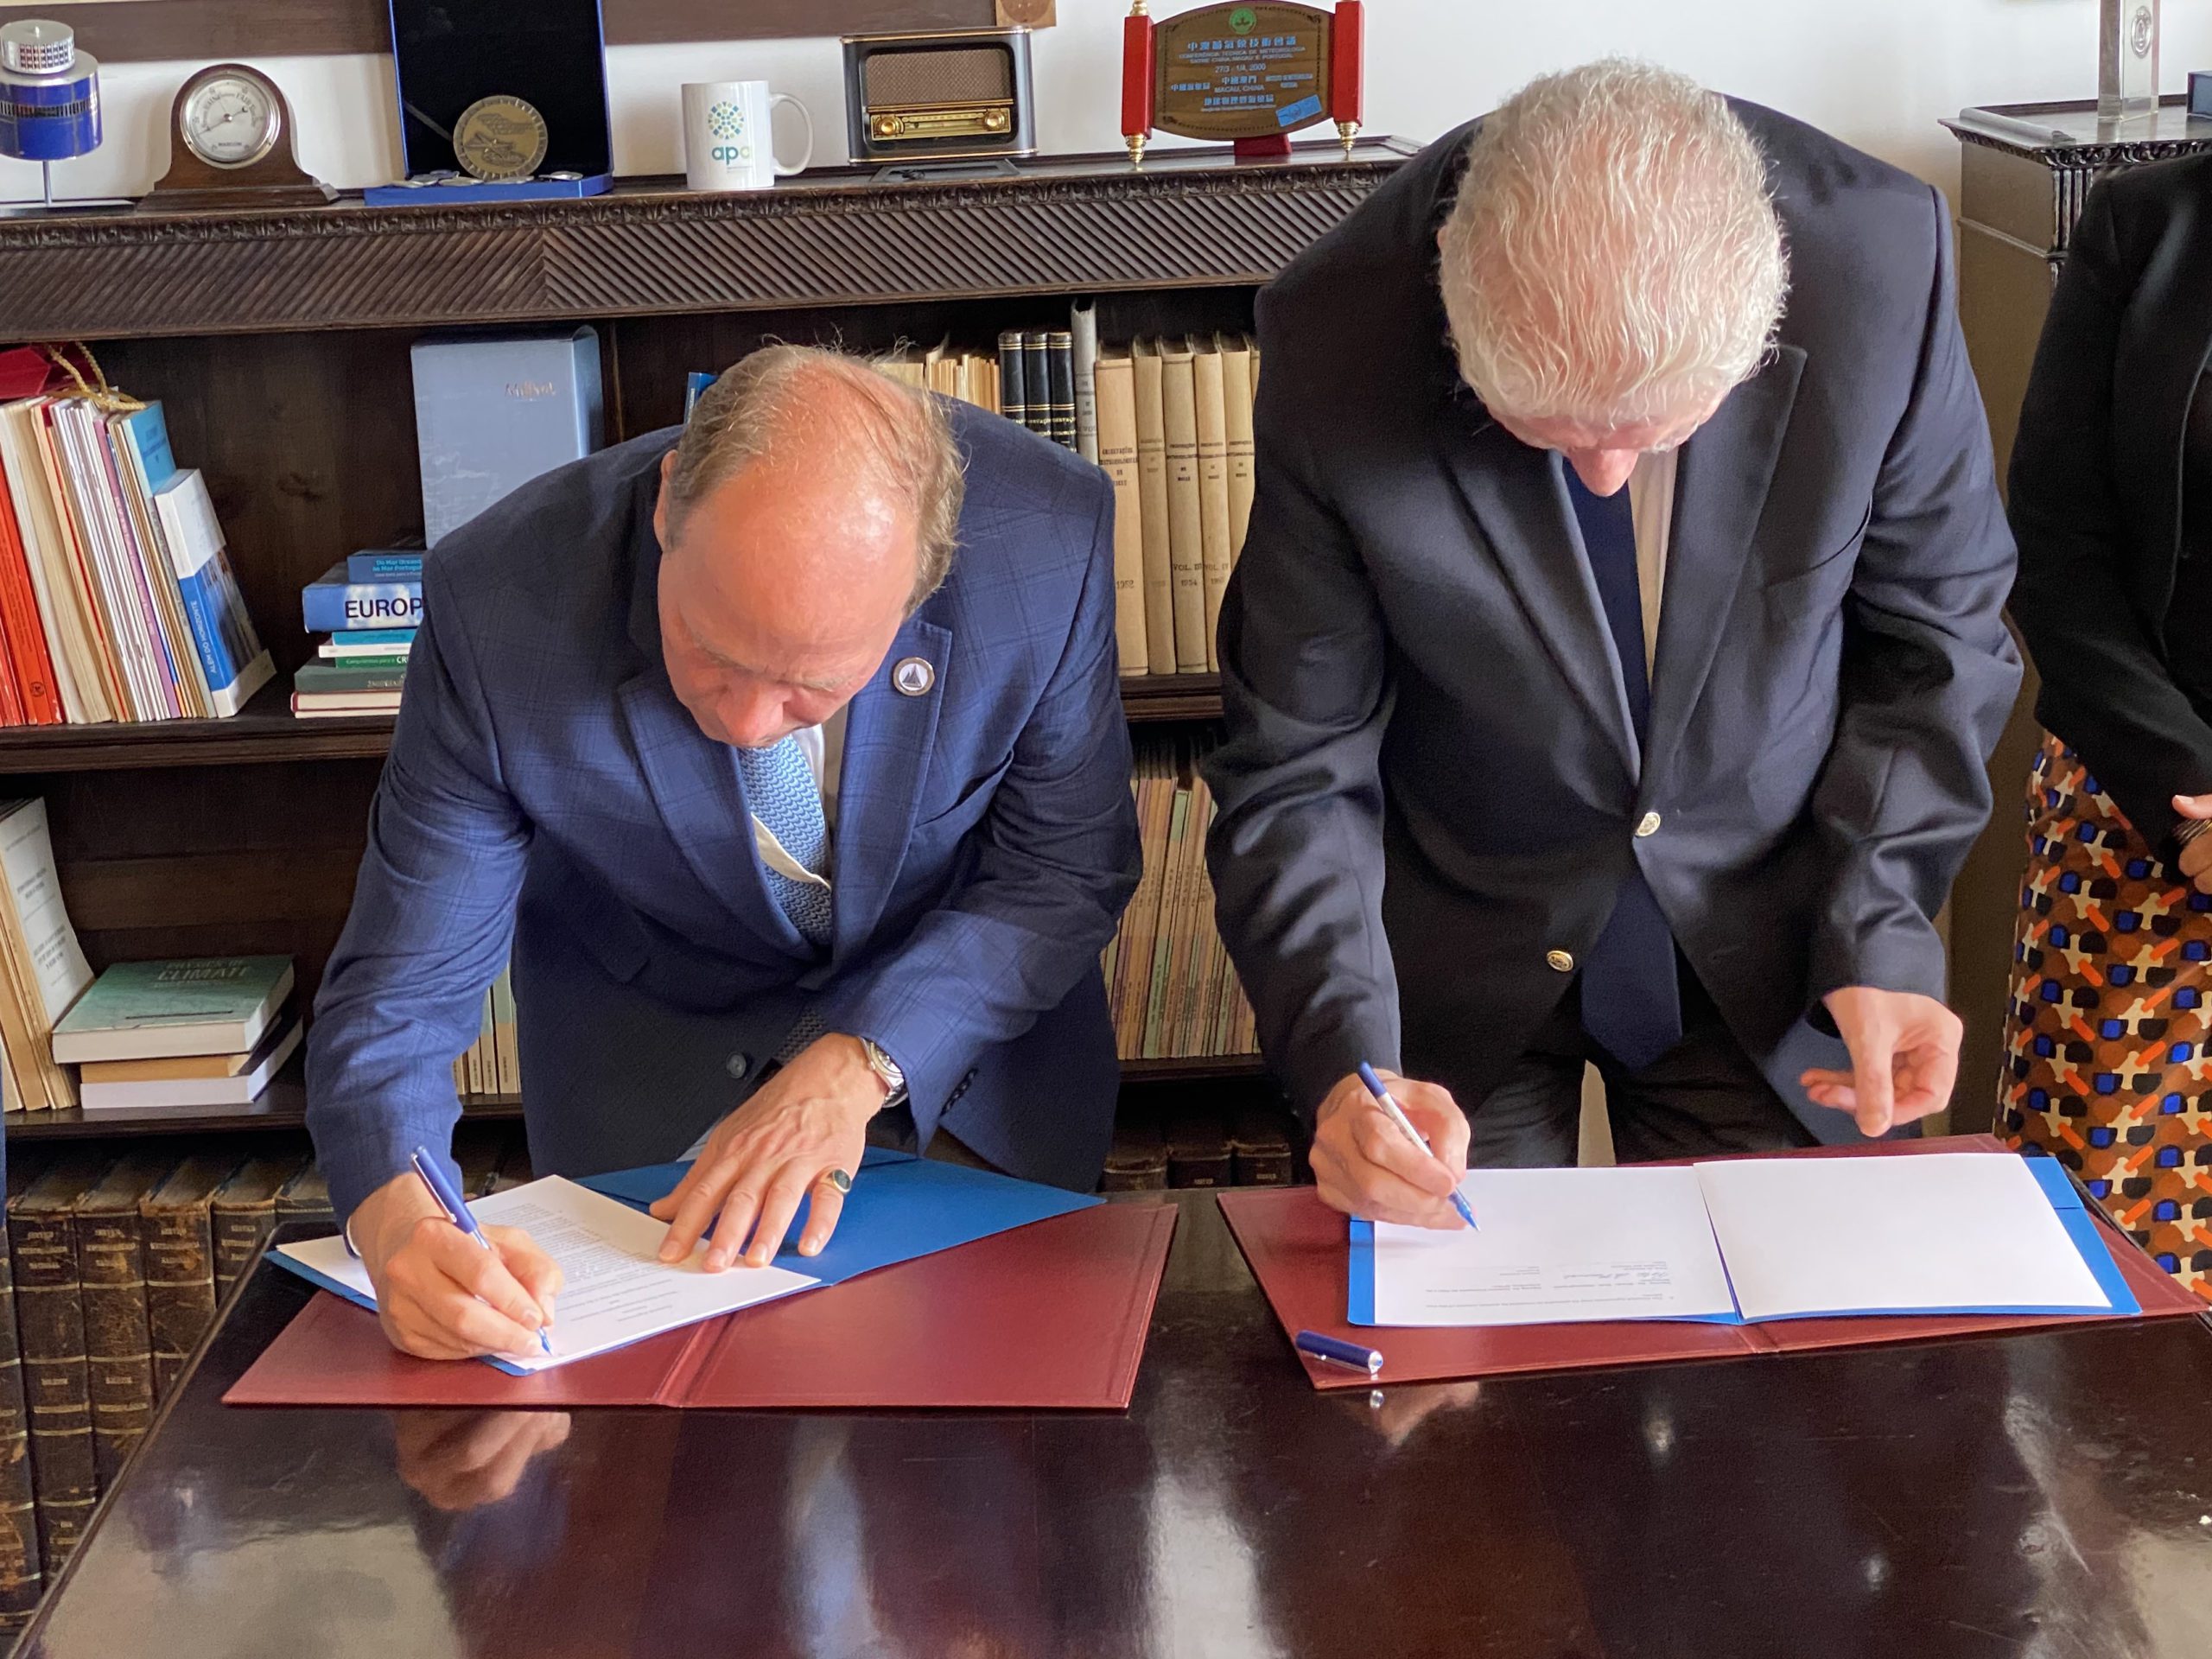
xmin=183 ymin=73 xmax=280 ymax=168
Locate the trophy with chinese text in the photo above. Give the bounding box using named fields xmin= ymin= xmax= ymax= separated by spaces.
xmin=1121 ymin=2 xmax=1363 ymax=165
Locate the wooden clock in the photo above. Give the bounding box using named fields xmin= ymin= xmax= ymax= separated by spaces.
xmin=149 ymin=64 xmax=336 ymax=209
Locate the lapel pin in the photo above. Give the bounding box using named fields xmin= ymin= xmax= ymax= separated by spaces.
xmin=892 ymin=656 xmax=935 ymax=697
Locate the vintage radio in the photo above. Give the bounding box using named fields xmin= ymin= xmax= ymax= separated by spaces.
xmin=841 ymin=28 xmax=1036 ymax=166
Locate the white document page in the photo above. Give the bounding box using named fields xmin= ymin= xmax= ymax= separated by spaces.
xmin=276 ymin=1175 xmax=819 ymax=1371
xmin=1693 ymin=1152 xmax=2112 ymax=1321
xmin=1366 ymin=1166 xmax=1739 ymax=1327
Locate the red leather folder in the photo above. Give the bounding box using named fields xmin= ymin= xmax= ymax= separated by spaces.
xmin=226 ymin=1199 xmax=1176 ymax=1411
xmin=1219 ymin=1135 xmax=2208 ymax=1392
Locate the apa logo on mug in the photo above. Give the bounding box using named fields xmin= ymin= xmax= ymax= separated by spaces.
xmin=683 ymin=81 xmax=812 ymax=193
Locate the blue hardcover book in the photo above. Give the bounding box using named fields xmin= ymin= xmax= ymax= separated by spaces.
xmin=302 ymin=563 xmax=423 ymax=632
xmin=412 ymin=327 xmax=604 ymax=546
xmin=684 ymin=371 xmax=717 ymax=418
xmin=345 ymin=547 xmax=425 ymax=582
xmin=145 ymin=461 xmax=276 ymax=717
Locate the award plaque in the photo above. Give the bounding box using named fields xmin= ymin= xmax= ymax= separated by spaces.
xmin=1121 ymin=1 xmax=1363 ymax=164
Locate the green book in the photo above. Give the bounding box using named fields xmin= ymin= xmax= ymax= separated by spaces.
xmin=292 ymin=663 xmax=407 ymax=694
xmin=51 ymin=957 xmax=294 ymax=1064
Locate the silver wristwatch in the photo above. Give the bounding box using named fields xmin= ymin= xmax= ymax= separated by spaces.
xmin=861 ymin=1038 xmax=907 ymax=1103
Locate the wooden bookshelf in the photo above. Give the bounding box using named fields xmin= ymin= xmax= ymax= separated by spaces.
xmin=3 ymin=1060 xmax=522 ymax=1141
xmin=0 ymin=675 xmax=1224 ymax=776
xmin=0 ymin=141 xmax=1400 ymax=1148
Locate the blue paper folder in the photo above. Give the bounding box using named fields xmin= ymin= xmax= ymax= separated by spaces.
xmin=580 ymin=1147 xmax=1098 ymax=1287
xmin=1347 ymin=1153 xmax=2139 ymax=1328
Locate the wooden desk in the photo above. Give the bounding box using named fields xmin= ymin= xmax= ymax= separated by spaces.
xmin=19 ymin=1192 xmax=2212 ymax=1658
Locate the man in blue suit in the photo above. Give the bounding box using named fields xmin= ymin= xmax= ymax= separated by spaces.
xmin=307 ymin=346 xmax=1140 ymax=1361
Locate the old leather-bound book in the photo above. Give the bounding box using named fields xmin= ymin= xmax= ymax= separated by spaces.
xmin=141 ymin=1153 xmax=241 ymax=1400
xmin=76 ymin=1151 xmax=176 ymax=1486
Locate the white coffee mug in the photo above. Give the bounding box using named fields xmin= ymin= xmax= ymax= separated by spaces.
xmin=681 ymin=81 xmax=813 ymax=192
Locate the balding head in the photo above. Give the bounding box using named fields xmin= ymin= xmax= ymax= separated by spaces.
xmin=1437 ymin=60 xmax=1789 ymax=494
xmin=652 ymin=345 xmax=966 ymax=749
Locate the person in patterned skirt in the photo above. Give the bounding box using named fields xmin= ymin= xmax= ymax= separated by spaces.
xmin=2003 ymin=153 xmax=2212 ymax=1301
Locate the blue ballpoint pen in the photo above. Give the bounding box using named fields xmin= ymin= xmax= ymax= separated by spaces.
xmin=1294 ymin=1330 xmax=1384 ymax=1376
xmin=410 ymin=1145 xmax=552 ymax=1355
xmin=1357 ymin=1062 xmax=1478 ymax=1229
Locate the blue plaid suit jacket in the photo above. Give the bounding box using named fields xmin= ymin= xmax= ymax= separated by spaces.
xmin=305 ymin=408 xmax=1141 ymax=1220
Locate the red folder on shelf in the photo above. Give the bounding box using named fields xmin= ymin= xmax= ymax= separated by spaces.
xmin=226 ymin=1200 xmax=1176 ymax=1411
xmin=1220 ymin=1135 xmax=2207 ymax=1392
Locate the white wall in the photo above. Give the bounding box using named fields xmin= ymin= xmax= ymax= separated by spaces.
xmin=9 ymin=1 xmax=2212 ymax=206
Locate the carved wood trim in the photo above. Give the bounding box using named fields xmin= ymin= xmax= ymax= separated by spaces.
xmin=0 ymin=146 xmax=1408 ymax=341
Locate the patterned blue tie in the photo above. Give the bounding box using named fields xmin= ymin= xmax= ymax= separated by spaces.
xmin=1566 ymin=465 xmax=1683 ymax=1070
xmin=734 ymin=736 xmax=833 ymax=1058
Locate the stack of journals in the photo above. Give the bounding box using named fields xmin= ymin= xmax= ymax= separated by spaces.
xmin=453 ymin=962 xmax=520 ymax=1101
xmin=296 ymin=547 xmax=420 ymax=718
xmin=1094 ymin=333 xmax=1257 ymax=680
xmin=52 ymin=957 xmax=298 ymax=1112
xmin=1104 ymin=734 xmax=1259 ymax=1064
xmin=0 ymin=798 xmax=92 ymax=1112
xmin=0 ymin=393 xmax=272 ymax=724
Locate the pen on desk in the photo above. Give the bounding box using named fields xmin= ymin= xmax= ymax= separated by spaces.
xmin=1295 ymin=1330 xmax=1384 ymax=1376
xmin=410 ymin=1145 xmax=552 ymax=1356
xmin=1357 ymin=1062 xmax=1478 ymax=1229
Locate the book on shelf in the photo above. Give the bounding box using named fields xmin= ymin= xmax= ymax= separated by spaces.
xmin=1046 ymin=330 xmax=1077 ymax=450
xmin=1221 ymin=334 xmax=1257 ymax=558
xmin=0 ymin=1194 xmax=39 ymax=1625
xmin=211 ymin=1154 xmax=305 ymax=1298
xmin=0 ymin=799 xmax=92 ymax=1113
xmin=8 ymin=1151 xmax=104 ymax=1572
xmin=412 ymin=327 xmax=604 ymax=548
xmin=319 ymin=628 xmax=415 ymax=662
xmin=301 ymin=564 xmax=423 ymax=634
xmin=1155 ymin=340 xmax=1210 ymax=674
xmin=275 ymin=1165 xmax=335 ymax=1236
xmin=996 ymin=330 xmax=1028 ymax=432
xmin=1020 ymin=332 xmax=1052 ymax=440
xmin=52 ymin=956 xmax=292 ymax=1065
xmin=1090 ymin=350 xmax=1150 ymax=676
xmin=292 ymin=663 xmax=407 ymax=696
xmin=684 ymin=371 xmax=717 ymax=419
xmin=139 ymin=1154 xmax=237 ymax=1400
xmin=346 ymin=543 xmax=424 ymax=583
xmin=75 ymin=1152 xmax=168 ymax=1488
xmin=0 ymin=388 xmax=270 ymax=728
xmin=1071 ymin=300 xmax=1100 ymax=463
xmin=1129 ymin=340 xmax=1178 ymax=676
xmin=1190 ymin=337 xmax=1234 ymax=673
xmin=77 ymin=1016 xmax=300 ymax=1112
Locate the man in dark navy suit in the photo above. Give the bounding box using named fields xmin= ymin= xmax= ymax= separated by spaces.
xmin=308 ymin=346 xmax=1139 ymax=1360
xmin=1208 ymin=61 xmax=2022 ymax=1224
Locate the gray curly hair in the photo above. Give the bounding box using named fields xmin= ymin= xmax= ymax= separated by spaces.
xmin=1438 ymin=60 xmax=1789 ymax=429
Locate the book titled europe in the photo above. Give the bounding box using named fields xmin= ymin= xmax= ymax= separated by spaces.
xmin=51 ymin=956 xmax=294 ymax=1064
xmin=302 ymin=563 xmax=423 ymax=633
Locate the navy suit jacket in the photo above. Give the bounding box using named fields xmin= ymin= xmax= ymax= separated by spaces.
xmin=307 ymin=404 xmax=1141 ymax=1220
xmin=1205 ymin=106 xmax=2022 ymax=1139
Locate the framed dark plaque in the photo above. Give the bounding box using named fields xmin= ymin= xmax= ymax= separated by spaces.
xmin=1121 ymin=0 xmax=1362 ymax=163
